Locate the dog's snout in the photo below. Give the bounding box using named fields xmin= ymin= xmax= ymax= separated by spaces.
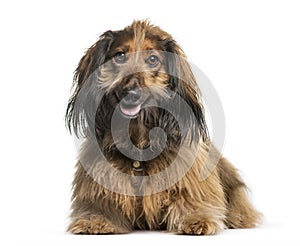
xmin=122 ymin=89 xmax=141 ymax=105
xmin=128 ymin=77 xmax=139 ymax=85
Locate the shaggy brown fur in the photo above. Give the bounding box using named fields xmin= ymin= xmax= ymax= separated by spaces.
xmin=66 ymin=20 xmax=261 ymax=235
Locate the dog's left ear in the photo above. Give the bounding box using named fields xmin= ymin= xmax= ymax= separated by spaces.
xmin=163 ymin=39 xmax=208 ymax=142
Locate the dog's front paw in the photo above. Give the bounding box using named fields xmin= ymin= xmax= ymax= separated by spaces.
xmin=178 ymin=218 xmax=224 ymax=235
xmin=68 ymin=215 xmax=130 ymax=234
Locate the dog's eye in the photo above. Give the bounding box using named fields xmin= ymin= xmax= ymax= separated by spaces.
xmin=146 ymin=55 xmax=159 ymax=67
xmin=114 ymin=52 xmax=126 ymax=64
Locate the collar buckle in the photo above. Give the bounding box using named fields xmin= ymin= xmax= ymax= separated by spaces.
xmin=132 ymin=161 xmax=143 ymax=172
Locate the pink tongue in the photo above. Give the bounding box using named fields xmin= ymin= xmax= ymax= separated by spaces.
xmin=120 ymin=104 xmax=141 ymax=116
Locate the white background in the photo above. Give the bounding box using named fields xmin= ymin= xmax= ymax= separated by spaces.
xmin=1 ymin=0 xmax=300 ymax=245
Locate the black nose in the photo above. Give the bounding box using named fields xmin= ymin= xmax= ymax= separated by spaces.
xmin=122 ymin=89 xmax=141 ymax=105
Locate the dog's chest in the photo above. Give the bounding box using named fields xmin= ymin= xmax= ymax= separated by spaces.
xmin=130 ymin=194 xmax=169 ymax=230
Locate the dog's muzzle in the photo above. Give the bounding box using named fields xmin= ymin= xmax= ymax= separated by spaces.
xmin=119 ymin=89 xmax=142 ymax=118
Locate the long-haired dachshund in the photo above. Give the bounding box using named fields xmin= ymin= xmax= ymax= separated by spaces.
xmin=66 ymin=20 xmax=261 ymax=235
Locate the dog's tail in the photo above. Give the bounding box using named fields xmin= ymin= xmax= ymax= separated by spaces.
xmin=217 ymin=157 xmax=262 ymax=228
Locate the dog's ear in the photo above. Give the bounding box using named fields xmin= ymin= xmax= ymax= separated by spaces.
xmin=74 ymin=31 xmax=114 ymax=89
xmin=66 ymin=31 xmax=114 ymax=135
xmin=163 ymin=39 xmax=208 ymax=142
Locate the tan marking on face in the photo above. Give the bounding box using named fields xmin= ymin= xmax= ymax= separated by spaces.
xmin=98 ymin=21 xmax=172 ymax=93
xmin=132 ymin=21 xmax=145 ymax=51
xmin=123 ymin=37 xmax=162 ymax=53
xmin=144 ymin=72 xmax=170 ymax=99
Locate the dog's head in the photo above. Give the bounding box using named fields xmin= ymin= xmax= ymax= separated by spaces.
xmin=66 ymin=20 xmax=208 ymax=152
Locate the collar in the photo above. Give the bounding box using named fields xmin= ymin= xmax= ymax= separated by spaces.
xmin=132 ymin=160 xmax=144 ymax=172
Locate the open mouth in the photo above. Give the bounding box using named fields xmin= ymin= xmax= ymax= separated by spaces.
xmin=118 ymin=88 xmax=144 ymax=118
xmin=119 ymin=102 xmax=142 ymax=118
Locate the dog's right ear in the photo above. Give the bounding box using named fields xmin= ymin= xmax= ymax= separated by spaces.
xmin=74 ymin=30 xmax=114 ymax=90
xmin=66 ymin=31 xmax=114 ymax=134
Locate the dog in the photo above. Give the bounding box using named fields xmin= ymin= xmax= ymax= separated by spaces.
xmin=66 ymin=20 xmax=261 ymax=235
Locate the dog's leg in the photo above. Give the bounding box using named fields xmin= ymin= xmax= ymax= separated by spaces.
xmin=177 ymin=207 xmax=226 ymax=235
xmin=167 ymin=156 xmax=261 ymax=235
xmin=68 ymin=163 xmax=133 ymax=234
xmin=166 ymin=165 xmax=227 ymax=235
xmin=217 ymin=157 xmax=262 ymax=228
xmin=68 ymin=212 xmax=131 ymax=234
